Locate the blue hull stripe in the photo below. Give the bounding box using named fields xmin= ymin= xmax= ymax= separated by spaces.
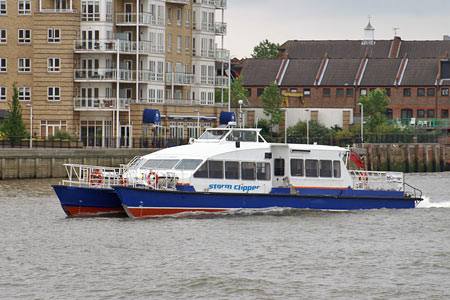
xmin=113 ymin=187 xmax=418 ymax=210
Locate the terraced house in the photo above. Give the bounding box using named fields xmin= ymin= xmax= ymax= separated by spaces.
xmin=238 ymin=25 xmax=450 ymax=129
xmin=0 ymin=0 xmax=229 ymax=147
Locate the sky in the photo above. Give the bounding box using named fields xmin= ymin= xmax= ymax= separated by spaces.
xmin=223 ymin=0 xmax=450 ymax=58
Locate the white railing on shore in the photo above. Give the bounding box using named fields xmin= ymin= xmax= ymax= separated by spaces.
xmin=350 ymin=170 xmax=403 ymax=191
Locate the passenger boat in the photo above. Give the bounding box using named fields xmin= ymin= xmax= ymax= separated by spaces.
xmin=110 ymin=127 xmax=423 ymax=218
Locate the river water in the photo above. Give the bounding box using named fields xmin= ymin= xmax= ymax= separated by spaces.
xmin=1 ymin=173 xmax=450 ymax=300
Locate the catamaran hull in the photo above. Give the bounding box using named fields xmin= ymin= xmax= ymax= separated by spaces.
xmin=52 ymin=185 xmax=126 ymax=217
xmin=113 ymin=186 xmax=419 ymax=218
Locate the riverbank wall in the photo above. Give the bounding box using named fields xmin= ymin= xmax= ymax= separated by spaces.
xmin=0 ymin=144 xmax=448 ymax=180
xmin=0 ymin=149 xmax=154 ymax=180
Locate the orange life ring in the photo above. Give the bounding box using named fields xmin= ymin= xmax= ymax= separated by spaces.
xmin=90 ymin=171 xmax=103 ymax=186
xmin=147 ymin=172 xmax=159 ymax=186
xmin=120 ymin=177 xmax=128 ymax=185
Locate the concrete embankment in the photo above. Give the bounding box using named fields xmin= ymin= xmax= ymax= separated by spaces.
xmin=0 ymin=149 xmax=155 ymax=180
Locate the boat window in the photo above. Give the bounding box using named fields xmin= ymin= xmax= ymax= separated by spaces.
xmin=174 ymin=159 xmax=202 ymax=170
xmin=241 ymin=162 xmax=256 ymax=180
xmin=198 ymin=129 xmax=229 ymax=140
xmin=142 ymin=159 xmax=179 ymax=169
xmin=320 ymin=160 xmax=332 ymax=178
xmin=290 ymin=159 xmax=304 ymax=177
xmin=208 ymin=161 xmax=224 ymax=179
xmin=193 ymin=162 xmax=208 ymax=178
xmin=225 ymin=161 xmax=240 ymax=179
xmin=333 ymin=161 xmax=341 ymax=178
xmin=226 ymin=130 xmax=257 ymax=142
xmin=305 ymin=159 xmax=319 ymax=177
xmin=257 ymin=162 xmax=270 ymax=180
xmin=274 ymin=159 xmax=285 ymax=176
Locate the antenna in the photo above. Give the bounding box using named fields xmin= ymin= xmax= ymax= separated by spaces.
xmin=393 ymin=27 xmax=400 ymax=36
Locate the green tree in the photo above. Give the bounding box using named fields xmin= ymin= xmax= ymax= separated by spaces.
xmin=215 ymin=76 xmax=249 ymax=108
xmin=251 ymin=39 xmax=280 ymax=59
xmin=358 ymin=88 xmax=390 ymax=132
xmin=260 ymin=81 xmax=282 ymax=133
xmin=0 ymin=84 xmax=27 ymax=145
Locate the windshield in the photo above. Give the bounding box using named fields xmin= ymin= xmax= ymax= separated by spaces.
xmin=226 ymin=130 xmax=257 ymax=142
xmin=174 ymin=159 xmax=203 ymax=170
xmin=198 ymin=129 xmax=230 ymax=140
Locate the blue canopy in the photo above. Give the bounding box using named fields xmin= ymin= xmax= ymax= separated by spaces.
xmin=143 ymin=109 xmax=161 ymax=124
xmin=219 ymin=111 xmax=236 ymax=125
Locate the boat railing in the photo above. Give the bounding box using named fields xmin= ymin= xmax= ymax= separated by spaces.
xmin=349 ymin=170 xmax=404 ymax=191
xmin=61 ymin=163 xmax=125 ymax=188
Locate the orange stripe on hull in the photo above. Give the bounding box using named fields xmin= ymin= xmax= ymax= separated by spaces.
xmin=63 ymin=205 xmax=125 ymax=217
xmin=126 ymin=207 xmax=228 ymax=218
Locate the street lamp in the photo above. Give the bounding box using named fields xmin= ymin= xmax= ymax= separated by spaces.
xmin=26 ymin=104 xmax=32 ymax=149
xmin=305 ymin=109 xmax=310 ymax=144
xmin=238 ymin=99 xmax=244 ymax=128
xmin=281 ymin=108 xmax=287 ymax=144
xmin=194 ymin=109 xmax=200 ymax=137
xmin=358 ymin=103 xmax=364 ymax=143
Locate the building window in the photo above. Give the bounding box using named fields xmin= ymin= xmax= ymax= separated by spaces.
xmin=427 ymin=88 xmax=435 ymax=96
xmin=47 ymin=58 xmax=60 ymax=72
xmin=167 ymin=7 xmax=172 ymax=24
xmin=304 ymin=88 xmax=311 ymax=96
xmin=185 ymin=9 xmax=190 ymax=27
xmin=360 ymin=88 xmax=367 ymax=96
xmin=417 ymin=109 xmax=425 ymax=118
xmin=18 ymin=0 xmax=31 ymax=15
xmin=403 ymin=88 xmax=411 ymax=96
xmin=167 ymin=34 xmax=172 ymax=53
xmin=441 ymin=88 xmax=449 ymax=96
xmin=185 ymin=36 xmax=189 ymax=54
xmin=18 ymin=58 xmax=31 ymax=72
xmin=257 ymin=88 xmax=264 ymax=97
xmin=385 ymin=88 xmax=391 ymax=97
xmin=177 ymin=8 xmax=181 ymax=26
xmin=18 ymin=29 xmax=31 ymax=44
xmin=386 ymin=108 xmax=393 ymax=120
xmin=0 ymin=58 xmax=6 ymax=72
xmin=323 ymin=88 xmax=330 ymax=96
xmin=346 ymin=88 xmax=353 ymax=97
xmin=427 ymin=109 xmax=435 ymax=118
xmin=0 ymin=29 xmax=5 ymax=43
xmin=417 ymin=88 xmax=425 ymax=96
xmin=81 ymin=1 xmax=100 ymax=21
xmin=177 ymin=35 xmax=181 ymax=53
xmin=0 ymin=86 xmax=6 ymax=101
xmin=0 ymin=0 xmax=6 ymax=15
xmin=441 ymin=109 xmax=449 ymax=118
xmin=47 ymin=28 xmax=60 ymax=43
xmin=47 ymin=87 xmax=61 ymax=101
xmin=401 ymin=109 xmax=413 ymax=119
xmin=336 ymin=88 xmax=344 ymax=97
xmin=247 ymin=88 xmax=252 ymax=96
xmin=18 ymin=86 xmax=31 ymax=101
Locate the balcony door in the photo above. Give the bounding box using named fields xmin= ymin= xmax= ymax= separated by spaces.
xmin=124 ymin=3 xmax=133 ymax=23
xmin=81 ymin=30 xmax=99 ymax=50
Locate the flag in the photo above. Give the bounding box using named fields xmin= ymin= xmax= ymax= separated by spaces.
xmin=350 ymin=149 xmax=365 ymax=169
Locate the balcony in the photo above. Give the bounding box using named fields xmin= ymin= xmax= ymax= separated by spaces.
xmin=138 ymin=70 xmax=164 ymax=83
xmin=166 ymin=73 xmax=196 ymax=85
xmin=74 ymin=69 xmax=135 ymax=82
xmin=74 ymin=97 xmax=131 ymax=111
xmin=216 ymin=48 xmax=230 ymax=61
xmin=214 ymin=0 xmax=227 ymax=9
xmin=139 ymin=41 xmax=165 ymax=55
xmin=215 ymin=75 xmax=229 ymax=88
xmin=74 ymin=40 xmax=137 ymax=54
xmin=166 ymin=0 xmax=189 ymax=4
xmin=40 ymin=8 xmax=77 ymax=13
xmin=116 ymin=12 xmax=164 ymax=27
xmin=215 ymin=22 xmax=227 ymax=35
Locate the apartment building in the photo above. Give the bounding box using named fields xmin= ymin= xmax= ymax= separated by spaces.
xmin=0 ymin=0 xmax=230 ymax=147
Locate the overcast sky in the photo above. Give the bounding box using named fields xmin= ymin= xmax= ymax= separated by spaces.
xmin=223 ymin=0 xmax=450 ymax=58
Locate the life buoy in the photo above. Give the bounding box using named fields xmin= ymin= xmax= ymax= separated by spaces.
xmin=147 ymin=172 xmax=159 ymax=186
xmin=90 ymin=171 xmax=103 ymax=186
xmin=120 ymin=177 xmax=128 ymax=186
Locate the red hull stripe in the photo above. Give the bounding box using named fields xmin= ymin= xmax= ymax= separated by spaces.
xmin=126 ymin=207 xmax=228 ymax=218
xmin=63 ymin=205 xmax=125 ymax=217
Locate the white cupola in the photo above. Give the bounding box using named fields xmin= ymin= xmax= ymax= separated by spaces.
xmin=362 ymin=18 xmax=375 ymax=45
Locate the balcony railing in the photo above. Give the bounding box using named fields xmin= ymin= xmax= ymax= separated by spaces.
xmin=165 ymin=98 xmax=201 ymax=106
xmin=215 ymin=75 xmax=229 ymax=88
xmin=166 ymin=73 xmax=196 ymax=85
xmin=74 ymin=97 xmax=131 ymax=110
xmin=139 ymin=70 xmax=164 ymax=82
xmin=40 ymin=8 xmax=78 ymax=13
xmin=75 ymin=39 xmax=164 ymax=55
xmin=216 ymin=48 xmax=230 ymax=61
xmin=74 ymin=69 xmax=135 ymax=82
xmin=215 ymin=22 xmax=227 ymax=35
xmin=166 ymin=0 xmax=189 ymax=4
xmin=116 ymin=12 xmax=164 ymax=26
xmin=214 ymin=0 xmax=227 ymax=9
